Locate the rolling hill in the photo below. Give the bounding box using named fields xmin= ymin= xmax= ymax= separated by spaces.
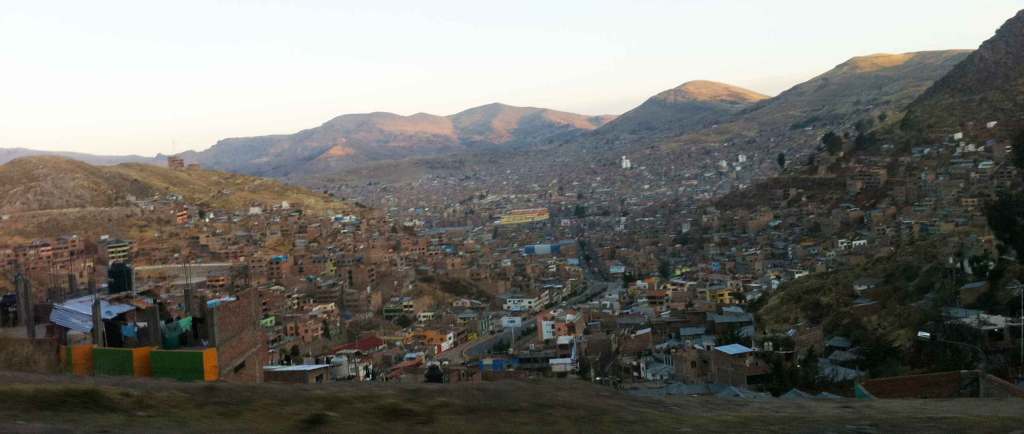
xmin=593 ymin=80 xmax=768 ymax=140
xmin=178 ymin=103 xmax=614 ymax=179
xmin=0 ymin=147 xmax=158 ymax=166
xmin=0 ymin=156 xmax=345 ymax=214
xmin=903 ymin=10 xmax=1024 ymax=135
xmin=677 ymin=50 xmax=972 ymax=146
xmin=315 ymin=51 xmax=974 ymax=190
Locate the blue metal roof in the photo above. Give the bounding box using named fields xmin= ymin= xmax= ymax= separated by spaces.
xmin=714 ymin=343 xmax=753 ymax=355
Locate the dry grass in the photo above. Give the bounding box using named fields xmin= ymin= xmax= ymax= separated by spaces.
xmin=0 ymin=156 xmax=349 ymax=215
xmin=0 ymin=372 xmax=1021 ymax=433
xmin=0 ymin=338 xmax=60 ymax=374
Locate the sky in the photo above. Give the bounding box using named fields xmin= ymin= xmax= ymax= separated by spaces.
xmin=2 ymin=0 xmax=1022 ymax=156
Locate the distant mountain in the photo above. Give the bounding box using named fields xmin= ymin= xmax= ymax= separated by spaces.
xmin=180 ymin=103 xmax=614 ymax=178
xmin=681 ymin=50 xmax=972 ymax=145
xmin=903 ymin=10 xmax=1024 ymax=135
xmin=0 ymin=147 xmax=159 ymax=166
xmin=451 ymin=103 xmax=614 ymax=144
xmin=594 ymin=80 xmax=768 ymax=139
xmin=0 ymin=156 xmax=345 ymax=214
xmin=317 ymin=51 xmax=974 ymax=189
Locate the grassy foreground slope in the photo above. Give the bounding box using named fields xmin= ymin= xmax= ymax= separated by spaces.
xmin=0 ymin=156 xmax=346 ymax=214
xmin=1 ymin=372 xmax=1022 ymax=433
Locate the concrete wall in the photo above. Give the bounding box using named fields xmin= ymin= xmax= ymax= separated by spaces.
xmin=151 ymin=348 xmax=217 ymax=382
xmin=93 ymin=347 xmax=133 ymax=376
xmin=264 ymin=367 xmax=329 ymax=384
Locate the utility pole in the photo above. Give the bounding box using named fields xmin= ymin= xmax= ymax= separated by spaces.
xmin=91 ymin=291 xmax=105 ymax=347
xmin=15 ymin=272 xmax=35 ymax=339
xmin=66 ymin=273 xmax=77 ymax=303
xmin=182 ymin=257 xmax=193 ymax=315
xmin=918 ymin=330 xmax=988 ymax=373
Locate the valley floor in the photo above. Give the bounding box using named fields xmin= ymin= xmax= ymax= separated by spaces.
xmin=1 ymin=372 xmax=1022 ymax=433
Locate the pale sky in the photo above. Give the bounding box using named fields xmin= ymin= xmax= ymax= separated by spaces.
xmin=2 ymin=0 xmax=1022 ymax=156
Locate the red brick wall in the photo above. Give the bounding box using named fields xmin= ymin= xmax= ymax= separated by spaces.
xmin=212 ymin=288 xmax=266 ymax=383
xmin=981 ymin=374 xmax=1024 ymax=398
xmin=861 ymin=371 xmax=963 ymax=398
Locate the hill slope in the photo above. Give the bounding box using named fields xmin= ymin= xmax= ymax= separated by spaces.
xmin=594 ymin=80 xmax=768 ymax=139
xmin=0 ymin=156 xmax=345 ymax=214
xmin=1 ymin=372 xmax=1022 ymax=433
xmin=0 ymin=147 xmax=158 ymax=166
xmin=319 ymin=52 xmax=972 ymax=190
xmin=903 ymin=10 xmax=1024 ymax=134
xmin=181 ymin=103 xmax=614 ymax=179
xmin=681 ymin=50 xmax=972 ymax=145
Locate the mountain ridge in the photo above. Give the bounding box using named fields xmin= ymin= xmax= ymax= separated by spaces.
xmin=674 ymin=49 xmax=973 ymax=147
xmin=0 ymin=147 xmax=159 ymax=166
xmin=179 ymin=102 xmax=615 ymax=178
xmin=592 ymin=80 xmax=767 ymax=140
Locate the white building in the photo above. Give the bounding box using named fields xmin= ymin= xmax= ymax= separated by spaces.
xmin=503 ymin=295 xmax=539 ymax=312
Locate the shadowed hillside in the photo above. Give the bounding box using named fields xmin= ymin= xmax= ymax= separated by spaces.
xmin=903 ymin=10 xmax=1024 ymax=136
xmin=679 ymin=50 xmax=972 ymax=146
xmin=0 ymin=372 xmax=1021 ymax=433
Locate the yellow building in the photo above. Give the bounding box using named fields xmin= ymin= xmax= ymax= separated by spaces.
xmin=499 ymin=208 xmax=550 ymax=225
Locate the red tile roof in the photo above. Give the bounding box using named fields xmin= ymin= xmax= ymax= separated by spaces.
xmin=333 ymin=335 xmax=385 ymax=353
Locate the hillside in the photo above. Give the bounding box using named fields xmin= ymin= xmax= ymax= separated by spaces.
xmin=1 ymin=372 xmax=1022 ymax=433
xmin=594 ymin=80 xmax=768 ymax=140
xmin=0 ymin=147 xmax=158 ymax=166
xmin=903 ymin=10 xmax=1024 ymax=135
xmin=451 ymin=103 xmax=614 ymax=144
xmin=0 ymin=157 xmax=153 ymax=213
xmin=0 ymin=156 xmax=345 ymax=214
xmin=673 ymin=50 xmax=971 ymax=148
xmin=180 ymin=103 xmax=614 ymax=179
xmin=321 ymin=50 xmax=973 ymax=191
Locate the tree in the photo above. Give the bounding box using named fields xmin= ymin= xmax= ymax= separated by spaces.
xmin=1013 ymin=128 xmax=1024 ymax=171
xmin=395 ymin=314 xmax=414 ymax=328
xmin=776 ymin=152 xmax=786 ymax=170
xmin=987 ymin=194 xmax=1024 ymax=262
xmin=765 ymin=357 xmax=799 ymax=396
xmin=821 ymin=131 xmax=844 ymax=155
xmin=621 ymin=271 xmax=635 ymax=287
xmin=658 ymin=259 xmax=672 ymax=279
xmin=491 ymin=339 xmax=510 ymax=354
xmin=797 ymin=347 xmax=819 ymax=389
xmin=854 ymin=117 xmax=875 ymax=134
xmin=718 ymin=327 xmax=747 ymax=347
xmin=424 ymin=364 xmax=445 ymax=383
xmin=322 ymin=320 xmax=332 ymax=340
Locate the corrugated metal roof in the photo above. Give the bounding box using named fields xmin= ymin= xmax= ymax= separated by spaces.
xmin=49 ymin=295 xmax=136 ymax=332
xmin=263 ymin=364 xmax=330 ymax=372
xmin=714 ymin=343 xmax=753 ymax=355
